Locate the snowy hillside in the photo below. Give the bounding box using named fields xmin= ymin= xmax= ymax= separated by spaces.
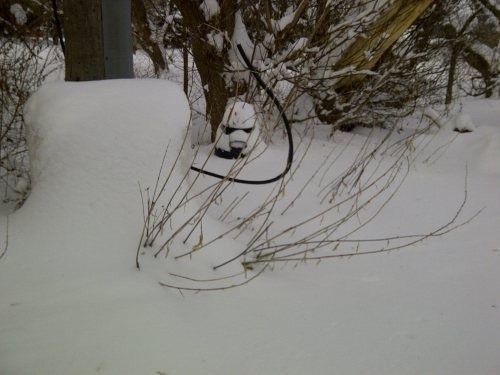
xmin=0 ymin=80 xmax=499 ymax=374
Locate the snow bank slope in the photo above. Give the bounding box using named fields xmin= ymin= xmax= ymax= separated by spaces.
xmin=0 ymin=80 xmax=195 ymax=374
xmin=20 ymin=80 xmax=193 ymax=270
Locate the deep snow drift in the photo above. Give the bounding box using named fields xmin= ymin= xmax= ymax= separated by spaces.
xmin=0 ymin=80 xmax=499 ymax=374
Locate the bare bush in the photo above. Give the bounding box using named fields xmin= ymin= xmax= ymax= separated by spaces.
xmin=137 ymin=80 xmax=474 ymax=292
xmin=0 ymin=36 xmax=62 ymax=208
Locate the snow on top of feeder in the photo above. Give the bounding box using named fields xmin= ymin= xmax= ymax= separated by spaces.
xmin=445 ymin=113 xmax=476 ymax=133
xmin=221 ymin=101 xmax=257 ymax=130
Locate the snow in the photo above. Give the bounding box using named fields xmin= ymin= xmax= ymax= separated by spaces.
xmin=271 ymin=6 xmax=296 ymax=32
xmin=227 ymin=10 xmax=264 ymax=83
xmin=425 ymin=109 xmax=477 ymax=133
xmin=206 ymin=30 xmax=225 ymax=52
xmin=220 ymin=101 xmax=257 ymax=130
xmin=9 ymin=3 xmax=27 ymax=25
xmin=1 ymin=78 xmax=500 ymax=375
xmin=445 ymin=112 xmax=477 ymax=133
xmin=200 ymin=0 xmax=220 ymax=21
xmin=231 ymin=11 xmax=253 ymax=55
xmin=276 ymin=37 xmax=309 ymax=62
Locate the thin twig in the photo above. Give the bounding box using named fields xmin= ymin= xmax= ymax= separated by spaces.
xmin=0 ymin=216 xmax=8 ymax=261
xmin=159 ymin=265 xmax=268 ymax=292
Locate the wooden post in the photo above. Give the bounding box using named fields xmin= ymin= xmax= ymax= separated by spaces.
xmin=64 ymin=0 xmax=105 ymax=81
xmin=64 ymin=0 xmax=133 ymax=81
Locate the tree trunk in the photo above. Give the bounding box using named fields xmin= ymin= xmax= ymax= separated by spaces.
xmin=475 ymin=0 xmax=500 ymax=21
xmin=172 ymin=0 xmax=238 ymax=141
xmin=317 ymin=0 xmax=435 ymax=125
xmin=446 ymin=46 xmax=461 ymax=105
xmin=64 ymin=0 xmax=133 ymax=81
xmin=64 ymin=0 xmax=105 ymax=81
xmin=192 ymin=34 xmax=231 ymax=141
xmin=131 ymin=0 xmax=167 ymax=75
xmin=443 ymin=10 xmax=493 ymax=102
xmin=335 ymin=0 xmax=435 ymax=90
xmin=463 ymin=46 xmax=494 ymax=98
xmin=183 ymin=27 xmax=189 ymax=96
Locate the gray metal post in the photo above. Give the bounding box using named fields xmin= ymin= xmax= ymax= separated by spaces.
xmin=101 ymin=0 xmax=134 ymax=79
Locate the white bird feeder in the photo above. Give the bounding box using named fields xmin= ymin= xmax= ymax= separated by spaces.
xmin=214 ymin=102 xmax=261 ymax=159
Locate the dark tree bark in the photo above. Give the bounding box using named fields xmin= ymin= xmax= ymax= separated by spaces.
xmin=444 ymin=9 xmax=495 ymax=102
xmin=446 ymin=46 xmax=460 ymax=104
xmin=463 ymin=46 xmax=495 ymax=98
xmin=64 ymin=0 xmax=133 ymax=81
xmin=131 ymin=0 xmax=167 ymax=75
xmin=64 ymin=0 xmax=105 ymax=81
xmin=172 ymin=0 xmax=238 ymax=141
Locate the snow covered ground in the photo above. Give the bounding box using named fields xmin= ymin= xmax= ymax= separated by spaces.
xmin=0 ymin=79 xmax=499 ymax=374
